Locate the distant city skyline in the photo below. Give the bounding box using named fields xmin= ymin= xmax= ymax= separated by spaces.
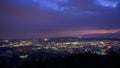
xmin=0 ymin=0 xmax=120 ymax=39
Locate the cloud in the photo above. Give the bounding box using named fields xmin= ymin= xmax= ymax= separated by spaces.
xmin=94 ymin=0 xmax=119 ymax=8
xmin=32 ymin=0 xmax=69 ymax=12
xmin=0 ymin=0 xmax=120 ymax=38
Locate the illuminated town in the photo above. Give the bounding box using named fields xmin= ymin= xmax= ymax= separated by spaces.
xmin=0 ymin=38 xmax=120 ymax=59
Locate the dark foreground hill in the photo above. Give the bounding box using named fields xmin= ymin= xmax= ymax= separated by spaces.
xmin=0 ymin=52 xmax=120 ymax=68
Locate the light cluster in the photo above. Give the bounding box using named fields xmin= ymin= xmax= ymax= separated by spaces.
xmin=0 ymin=39 xmax=120 ymax=56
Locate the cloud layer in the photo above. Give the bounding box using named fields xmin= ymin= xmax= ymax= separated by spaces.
xmin=0 ymin=0 xmax=120 ymax=39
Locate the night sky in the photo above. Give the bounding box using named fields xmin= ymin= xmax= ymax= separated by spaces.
xmin=0 ymin=0 xmax=120 ymax=39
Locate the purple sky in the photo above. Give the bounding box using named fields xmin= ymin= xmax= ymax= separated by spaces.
xmin=0 ymin=0 xmax=120 ymax=39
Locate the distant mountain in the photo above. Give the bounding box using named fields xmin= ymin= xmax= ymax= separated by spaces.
xmin=49 ymin=36 xmax=120 ymax=42
xmin=81 ymin=32 xmax=120 ymax=38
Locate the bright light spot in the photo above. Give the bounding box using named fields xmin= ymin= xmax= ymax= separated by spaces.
xmin=19 ymin=55 xmax=28 ymax=59
xmin=107 ymin=46 xmax=112 ymax=49
xmin=65 ymin=42 xmax=71 ymax=45
xmin=5 ymin=40 xmax=9 ymax=43
xmin=44 ymin=38 xmax=48 ymax=41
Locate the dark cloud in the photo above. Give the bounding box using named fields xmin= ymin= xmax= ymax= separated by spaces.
xmin=0 ymin=0 xmax=120 ymax=39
